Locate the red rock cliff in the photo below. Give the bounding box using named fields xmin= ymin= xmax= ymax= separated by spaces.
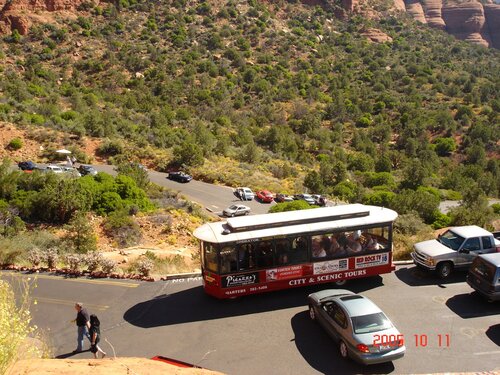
xmin=400 ymin=0 xmax=500 ymax=48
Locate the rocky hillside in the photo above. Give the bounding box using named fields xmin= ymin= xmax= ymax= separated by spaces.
xmin=1 ymin=0 xmax=500 ymax=48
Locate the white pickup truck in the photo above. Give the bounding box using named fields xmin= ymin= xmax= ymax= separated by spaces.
xmin=411 ymin=225 xmax=500 ymax=279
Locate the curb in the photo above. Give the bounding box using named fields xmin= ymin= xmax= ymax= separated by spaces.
xmin=164 ymin=272 xmax=202 ymax=280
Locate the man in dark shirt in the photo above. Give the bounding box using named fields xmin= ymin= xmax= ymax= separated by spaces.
xmin=73 ymin=302 xmax=91 ymax=353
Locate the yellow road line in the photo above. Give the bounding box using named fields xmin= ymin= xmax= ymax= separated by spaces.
xmin=34 ymin=297 xmax=109 ymax=311
xmin=1 ymin=272 xmax=140 ymax=288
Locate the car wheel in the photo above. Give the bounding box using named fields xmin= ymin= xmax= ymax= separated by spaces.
xmin=334 ymin=279 xmax=347 ymax=286
xmin=245 ymin=211 xmax=249 ymax=215
xmin=231 ymin=213 xmax=235 ymax=217
xmin=436 ymin=262 xmax=453 ymax=279
xmin=339 ymin=340 xmax=348 ymax=359
xmin=308 ymin=305 xmax=316 ymax=321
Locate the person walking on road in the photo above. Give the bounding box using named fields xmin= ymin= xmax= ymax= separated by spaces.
xmin=89 ymin=314 xmax=106 ymax=359
xmin=73 ymin=302 xmax=90 ymax=353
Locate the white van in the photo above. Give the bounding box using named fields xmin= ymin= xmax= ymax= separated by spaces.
xmin=45 ymin=165 xmax=64 ymax=174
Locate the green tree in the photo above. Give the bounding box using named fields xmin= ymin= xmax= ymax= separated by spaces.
xmin=64 ymin=212 xmax=97 ymax=253
xmin=433 ymin=137 xmax=456 ymax=156
xmin=268 ymin=200 xmax=314 ymax=213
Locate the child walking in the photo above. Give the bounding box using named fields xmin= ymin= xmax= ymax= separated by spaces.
xmin=89 ymin=314 xmax=106 ymax=359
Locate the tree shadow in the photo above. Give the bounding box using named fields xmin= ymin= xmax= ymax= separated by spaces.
xmin=123 ymin=276 xmax=384 ymax=328
xmin=445 ymin=292 xmax=500 ymax=319
xmin=394 ymin=266 xmax=467 ymax=287
xmin=485 ymin=324 xmax=500 ymax=346
xmin=290 ymin=311 xmax=396 ymax=374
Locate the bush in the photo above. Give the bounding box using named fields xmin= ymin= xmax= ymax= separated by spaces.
xmin=136 ymin=258 xmax=154 ymax=277
xmin=45 ymin=248 xmax=59 ymax=269
xmin=7 ymin=138 xmax=23 ymax=150
xmin=101 ymin=258 xmax=117 ymax=273
xmin=0 ymin=280 xmax=46 ymax=373
xmin=268 ymin=200 xmax=315 ymax=213
xmin=491 ymin=203 xmax=500 ymax=215
xmin=85 ymin=251 xmax=103 ymax=272
xmin=27 ymin=247 xmax=43 ymax=268
xmin=394 ymin=212 xmax=430 ymax=235
xmin=64 ymin=253 xmax=83 ymax=271
xmin=104 ymin=210 xmax=142 ymax=247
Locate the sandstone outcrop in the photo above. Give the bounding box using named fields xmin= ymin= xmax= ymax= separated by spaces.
xmin=361 ymin=28 xmax=393 ymax=43
xmin=0 ymin=0 xmax=98 ymax=35
xmin=442 ymin=1 xmax=491 ymax=47
xmin=399 ymin=0 xmax=500 ymax=48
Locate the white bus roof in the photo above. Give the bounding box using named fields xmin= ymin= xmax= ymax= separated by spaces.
xmin=193 ymin=204 xmax=398 ymax=244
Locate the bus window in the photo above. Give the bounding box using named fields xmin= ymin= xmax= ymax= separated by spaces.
xmin=311 ymin=235 xmax=327 ymax=259
xmin=220 ymin=246 xmax=237 ymax=274
xmin=204 ymin=242 xmax=218 ymax=273
xmin=275 ymin=238 xmax=290 ymax=265
xmin=255 ymin=240 xmax=275 ymax=268
xmin=362 ymin=227 xmax=389 ymax=251
xmin=290 ymin=236 xmax=308 ymax=264
xmin=238 ymin=243 xmax=256 ymax=270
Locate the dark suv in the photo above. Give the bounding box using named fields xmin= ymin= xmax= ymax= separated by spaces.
xmin=18 ymin=161 xmax=37 ymax=171
xmin=78 ymin=165 xmax=98 ymax=176
xmin=168 ymin=171 xmax=192 ymax=183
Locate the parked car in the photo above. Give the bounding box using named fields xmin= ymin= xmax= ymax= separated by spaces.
xmin=466 ymin=253 xmax=500 ymax=302
xmin=168 ymin=171 xmax=192 ymax=183
xmin=45 ymin=165 xmax=64 ymax=174
xmin=308 ymin=289 xmax=405 ymax=365
xmin=256 ymin=190 xmax=274 ymax=203
xmin=223 ymin=204 xmax=251 ymax=217
xmin=294 ymin=193 xmax=316 ymax=205
xmin=78 ymin=165 xmax=98 ymax=176
xmin=312 ymin=194 xmax=327 ymax=206
xmin=234 ymin=187 xmax=255 ymax=201
xmin=411 ymin=225 xmax=500 ymax=279
xmin=18 ymin=160 xmax=37 ymax=171
xmin=275 ymin=193 xmax=294 ymax=203
xmin=61 ymin=166 xmax=81 ymax=177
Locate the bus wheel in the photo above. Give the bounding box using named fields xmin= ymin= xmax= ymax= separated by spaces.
xmin=308 ymin=305 xmax=316 ymax=321
xmin=339 ymin=340 xmax=348 ymax=359
xmin=436 ymin=262 xmax=453 ymax=279
xmin=334 ymin=279 xmax=347 ymax=286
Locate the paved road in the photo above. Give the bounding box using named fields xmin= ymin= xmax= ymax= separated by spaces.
xmin=3 ymin=266 xmax=499 ymax=374
xmin=92 ymin=164 xmax=275 ymax=216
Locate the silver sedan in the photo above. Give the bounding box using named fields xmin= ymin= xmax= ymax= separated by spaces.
xmin=308 ymin=289 xmax=405 ymax=365
xmin=222 ymin=204 xmax=251 ymax=217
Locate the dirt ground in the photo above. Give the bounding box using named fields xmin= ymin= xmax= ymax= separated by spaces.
xmin=8 ymin=358 xmax=223 ymax=375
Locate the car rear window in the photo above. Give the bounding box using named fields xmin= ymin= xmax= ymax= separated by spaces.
xmin=470 ymin=258 xmax=496 ymax=282
xmin=351 ymin=312 xmax=392 ymax=334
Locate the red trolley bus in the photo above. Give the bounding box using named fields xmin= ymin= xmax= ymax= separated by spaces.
xmin=193 ymin=204 xmax=398 ymax=299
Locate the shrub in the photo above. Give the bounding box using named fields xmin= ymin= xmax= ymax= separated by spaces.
xmin=394 ymin=212 xmax=430 ymax=235
xmin=104 ymin=210 xmax=142 ymax=247
xmin=64 ymin=253 xmax=83 ymax=271
xmin=27 ymin=247 xmax=43 ymax=268
xmin=491 ymin=203 xmax=500 ymax=215
xmin=101 ymin=258 xmax=117 ymax=273
xmin=45 ymin=248 xmax=59 ymax=269
xmin=269 ymin=200 xmax=315 ymax=213
xmin=7 ymin=138 xmax=23 ymax=150
xmin=0 ymin=280 xmax=46 ymax=373
xmin=85 ymin=251 xmax=103 ymax=272
xmin=136 ymin=258 xmax=154 ymax=277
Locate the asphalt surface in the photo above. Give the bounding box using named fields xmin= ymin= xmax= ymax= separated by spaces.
xmin=2 ymin=266 xmax=499 ymax=374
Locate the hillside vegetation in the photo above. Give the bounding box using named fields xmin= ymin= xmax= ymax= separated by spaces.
xmin=0 ymin=0 xmax=499 ymax=250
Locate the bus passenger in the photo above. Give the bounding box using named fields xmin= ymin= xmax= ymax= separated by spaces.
xmin=364 ymin=234 xmax=380 ymax=251
xmin=345 ymin=234 xmax=362 ymax=255
xmin=312 ymin=238 xmax=326 ymax=258
xmin=329 ymin=235 xmax=347 ymax=257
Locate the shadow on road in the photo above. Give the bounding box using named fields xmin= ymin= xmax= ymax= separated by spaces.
xmin=394 ymin=266 xmax=467 ymax=287
xmin=55 ymin=349 xmax=90 ymax=359
xmin=445 ymin=292 xmax=500 ymax=319
xmin=290 ymin=311 xmax=396 ymax=374
xmin=485 ymin=324 xmax=500 ymax=346
xmin=123 ymin=276 xmax=384 ymax=328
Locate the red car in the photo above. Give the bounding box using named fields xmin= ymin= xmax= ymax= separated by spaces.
xmin=256 ymin=190 xmax=274 ymax=203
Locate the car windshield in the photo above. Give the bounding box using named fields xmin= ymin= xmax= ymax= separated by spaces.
xmin=228 ymin=205 xmax=238 ymax=210
xmin=351 ymin=312 xmax=392 ymax=334
xmin=437 ymin=230 xmax=465 ymax=251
